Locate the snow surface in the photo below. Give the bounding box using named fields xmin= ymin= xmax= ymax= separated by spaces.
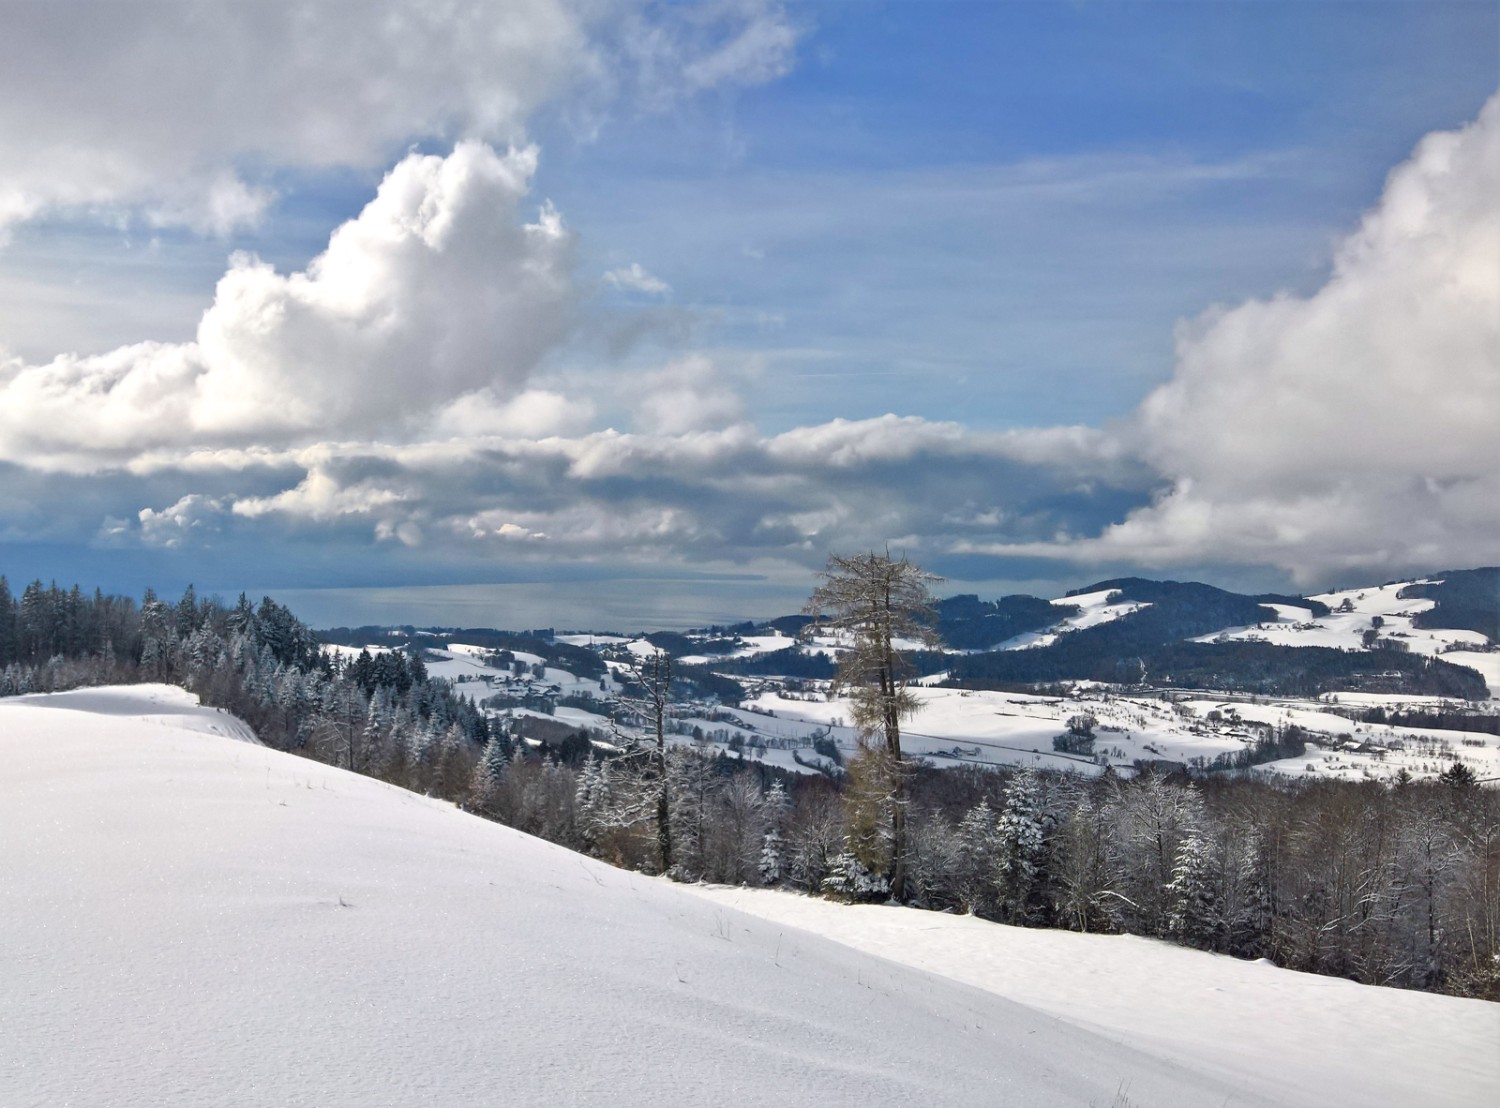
xmin=1193 ymin=581 xmax=1493 ymax=680
xmin=677 ymin=632 xmax=798 ymax=666
xmin=993 ymin=588 xmax=1150 ymax=651
xmin=10 ymin=688 xmax=1497 ymax=1105
xmin=690 ymin=886 xmax=1500 ymax=1108
xmin=424 ymin=644 xmax=617 ymax=705
xmin=322 ymin=642 xmax=394 ymax=658
xmin=553 ymin=632 xmax=631 ymax=646
xmin=728 ymin=679 xmax=1499 ymax=785
xmin=732 ymin=687 xmax=1268 ymax=777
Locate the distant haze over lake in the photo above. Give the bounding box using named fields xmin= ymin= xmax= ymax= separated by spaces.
xmin=266 ymin=579 xmax=817 ymax=634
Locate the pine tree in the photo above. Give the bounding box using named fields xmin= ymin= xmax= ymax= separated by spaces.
xmin=821 ymin=847 xmax=889 ymax=902
xmin=1229 ymin=826 xmax=1273 ymax=958
xmin=573 ymin=755 xmax=609 ymax=850
xmin=0 ymin=576 xmax=17 ymax=665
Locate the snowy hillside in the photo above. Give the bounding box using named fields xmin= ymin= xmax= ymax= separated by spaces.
xmin=366 ymin=638 xmax=1500 ymax=789
xmin=994 ymin=587 xmax=1150 ymax=650
xmin=1196 ymin=580 xmax=1495 ymax=661
xmin=5 ymin=687 xmax=1497 ymax=1107
xmin=692 ymin=885 xmax=1500 ymax=1108
xmin=1233 ymin=579 xmax=1500 ymax=702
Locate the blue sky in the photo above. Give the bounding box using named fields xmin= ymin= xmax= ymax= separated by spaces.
xmin=0 ymin=1 xmax=1495 ymax=628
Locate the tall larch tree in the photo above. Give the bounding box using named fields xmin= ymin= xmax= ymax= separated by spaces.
xmin=804 ymin=550 xmax=941 ymax=901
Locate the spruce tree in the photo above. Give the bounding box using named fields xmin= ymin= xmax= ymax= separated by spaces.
xmin=995 ymin=769 xmax=1049 ymax=924
xmin=1167 ymin=831 xmax=1225 ymax=950
xmin=956 ymin=799 xmax=999 ymax=916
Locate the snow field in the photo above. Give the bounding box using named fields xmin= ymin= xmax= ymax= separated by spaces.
xmin=725 ymin=683 xmax=1500 ymax=785
xmin=4 ymin=687 xmax=1293 ymax=1108
xmin=425 ymin=644 xmax=620 ymax=706
xmin=990 ymin=589 xmax=1151 ymax=651
xmin=688 ymin=886 xmax=1500 ymax=1108
xmin=1198 ymin=581 xmax=1492 ymax=665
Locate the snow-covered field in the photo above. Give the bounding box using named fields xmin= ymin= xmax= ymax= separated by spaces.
xmin=725 ymin=685 xmax=1500 ymax=784
xmin=321 ymin=641 xmax=394 ymax=659
xmin=424 ymin=643 xmax=619 ymax=706
xmin=360 ymin=610 xmax=1499 ymax=787
xmin=1193 ymin=581 xmax=1492 ymax=660
xmin=6 ymin=686 xmax=1497 ymax=1106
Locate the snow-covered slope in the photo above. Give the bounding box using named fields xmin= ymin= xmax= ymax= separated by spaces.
xmin=1193 ymin=580 xmax=1489 ymax=656
xmin=7 ymin=688 xmax=1495 ymax=1106
xmin=734 ymin=684 xmax=1500 ymax=784
xmin=994 ymin=587 xmax=1151 ymax=650
xmin=692 ymin=886 xmax=1500 ymax=1108
xmin=0 ymin=686 xmax=1265 ymax=1107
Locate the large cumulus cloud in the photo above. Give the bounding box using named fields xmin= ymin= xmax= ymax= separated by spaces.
xmin=967 ymin=93 xmax=1500 ymax=584
xmin=0 ymin=143 xmax=574 ymax=466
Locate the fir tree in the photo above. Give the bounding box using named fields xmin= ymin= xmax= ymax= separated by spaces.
xmin=759 ymin=828 xmax=785 ymax=886
xmin=821 ymin=847 xmax=889 ymax=902
xmin=1167 ymin=831 xmax=1225 ymax=950
xmin=1229 ymin=826 xmax=1273 ymax=958
xmin=955 ymin=799 xmax=999 ymax=915
xmin=995 ymin=769 xmax=1049 ymax=924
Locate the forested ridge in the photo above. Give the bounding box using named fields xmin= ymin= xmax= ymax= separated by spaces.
xmin=0 ymin=577 xmax=491 ymax=789
xmin=1400 ymin=568 xmax=1500 ymax=639
xmin=3 ymin=575 xmax=1497 ymax=1002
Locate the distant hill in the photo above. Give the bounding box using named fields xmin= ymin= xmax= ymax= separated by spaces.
xmin=934 ymin=593 xmax=1073 ymax=651
xmin=314 ymin=568 xmax=1499 ymax=701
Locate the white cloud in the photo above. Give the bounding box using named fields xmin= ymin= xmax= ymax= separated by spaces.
xmin=233 ymin=468 xmax=408 ymax=524
xmin=604 ymin=262 xmax=671 ymax=295
xmin=0 ymin=1 xmax=798 ymax=237
xmin=428 ymin=388 xmax=595 ymax=439
xmin=118 ymin=414 xmax=1140 ymax=569
xmin=137 ymin=494 xmax=227 ymax=548
xmin=0 ymin=1 xmax=582 ymax=234
xmin=0 ymin=142 xmax=576 ymax=468
xmin=144 ymin=175 xmax=278 ymax=238
xmin=976 ymin=93 xmax=1500 ymax=584
xmin=610 ymin=0 xmax=798 ymax=113
xmin=632 ymin=355 xmax=746 ymax=434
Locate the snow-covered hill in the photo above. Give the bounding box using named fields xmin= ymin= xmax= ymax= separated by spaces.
xmin=993 ymin=587 xmax=1150 ymax=650
xmin=1194 ymin=579 xmax=1485 ymax=655
xmin=5 ymin=687 xmax=1496 ymax=1106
